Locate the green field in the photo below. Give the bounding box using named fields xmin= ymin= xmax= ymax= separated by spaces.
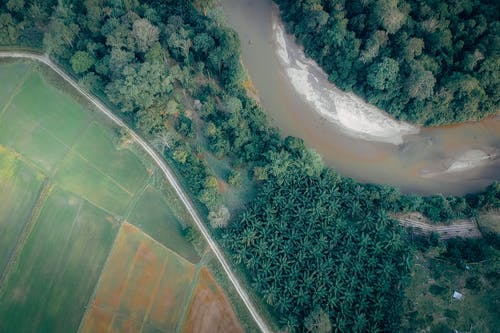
xmin=0 ymin=145 xmax=44 ymax=275
xmin=0 ymin=60 xmax=208 ymax=332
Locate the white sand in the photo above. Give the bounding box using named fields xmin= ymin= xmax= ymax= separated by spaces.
xmin=446 ymin=149 xmax=492 ymax=173
xmin=272 ymin=16 xmax=419 ymax=145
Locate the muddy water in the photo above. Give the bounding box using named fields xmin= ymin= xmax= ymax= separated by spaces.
xmin=221 ymin=0 xmax=500 ymax=195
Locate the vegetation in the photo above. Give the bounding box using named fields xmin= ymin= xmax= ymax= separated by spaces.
xmin=274 ymin=0 xmax=499 ymax=126
xmin=0 ymin=62 xmax=211 ymax=332
xmin=402 ymin=235 xmax=500 ymax=332
xmin=1 ymin=1 xmax=498 ymax=332
xmin=223 ymin=161 xmax=413 ymax=331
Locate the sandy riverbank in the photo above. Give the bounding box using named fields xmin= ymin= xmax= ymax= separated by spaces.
xmin=272 ymin=12 xmax=419 ymax=145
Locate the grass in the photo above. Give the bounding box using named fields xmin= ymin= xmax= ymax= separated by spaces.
xmin=0 ymin=145 xmax=44 ymax=275
xmin=0 ymin=61 xmax=31 ymax=110
xmin=179 ymin=266 xmax=244 ymax=333
xmin=72 ymin=122 xmax=149 ymax=194
xmin=0 ymin=59 xmax=247 ymax=333
xmin=402 ymin=247 xmax=500 ymax=332
xmin=0 ymin=187 xmax=118 ymax=333
xmin=54 ymin=150 xmax=134 ymax=216
xmin=477 ymin=209 xmax=500 ymax=234
xmin=127 ymin=185 xmax=200 ymax=263
xmin=81 ymin=223 xmax=198 ymax=333
xmin=206 ymin=254 xmax=269 ymax=333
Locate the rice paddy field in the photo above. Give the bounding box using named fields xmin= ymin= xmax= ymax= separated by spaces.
xmin=0 ymin=59 xmax=245 ymax=332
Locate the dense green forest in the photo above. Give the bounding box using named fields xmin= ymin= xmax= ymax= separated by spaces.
xmin=274 ymin=0 xmax=499 ymax=126
xmin=223 ymin=161 xmax=413 ymax=331
xmin=1 ymin=0 xmax=498 ymax=331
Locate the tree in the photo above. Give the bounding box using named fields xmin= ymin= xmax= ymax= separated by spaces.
xmin=6 ymin=0 xmax=25 ymax=13
xmin=70 ymin=50 xmax=95 ymax=74
xmin=0 ymin=13 xmax=19 ymax=45
xmin=367 ymin=57 xmax=399 ymax=91
xmin=132 ymin=18 xmax=159 ymax=52
xmin=228 ymin=169 xmax=242 ymax=187
xmin=106 ymin=61 xmax=173 ymax=113
xmin=360 ymin=30 xmax=387 ymax=63
xmin=403 ymin=38 xmax=424 ymax=61
xmin=373 ymin=0 xmax=407 ymax=34
xmin=193 ymin=32 xmax=215 ymax=57
xmin=208 ymin=205 xmax=230 ymax=228
xmin=406 ymin=64 xmax=435 ymax=100
xmin=43 ymin=2 xmax=79 ymax=57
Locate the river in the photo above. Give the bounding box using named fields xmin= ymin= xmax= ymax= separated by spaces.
xmin=221 ymin=0 xmax=500 ymax=195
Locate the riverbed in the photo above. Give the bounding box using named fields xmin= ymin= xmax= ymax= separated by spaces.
xmin=221 ymin=0 xmax=500 ymax=195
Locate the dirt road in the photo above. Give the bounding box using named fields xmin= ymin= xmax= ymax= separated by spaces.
xmin=397 ymin=212 xmax=482 ymax=239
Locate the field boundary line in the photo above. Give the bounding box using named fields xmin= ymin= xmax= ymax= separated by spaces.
xmin=29 ymin=120 xmax=134 ymax=196
xmin=122 ymin=174 xmax=154 ymax=223
xmin=49 ymin=119 xmax=95 ymax=178
xmin=71 ymin=193 xmax=121 ymax=222
xmin=0 ymin=63 xmax=32 ymax=121
xmin=0 ymin=179 xmax=52 ymax=291
xmin=76 ymin=218 xmax=122 ymax=333
xmin=0 ymin=52 xmax=271 ymax=333
xmin=0 ymin=143 xmax=46 ymax=176
xmin=32 ymin=199 xmax=84 ymax=329
xmin=174 ymin=254 xmax=209 ymax=333
xmin=125 ymin=222 xmax=195 ymax=268
xmin=106 ymin=239 xmax=145 ymax=332
xmin=139 ymin=255 xmax=169 ymax=333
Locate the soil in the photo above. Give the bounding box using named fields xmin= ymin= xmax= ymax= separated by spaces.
xmin=182 ymin=267 xmax=244 ymax=333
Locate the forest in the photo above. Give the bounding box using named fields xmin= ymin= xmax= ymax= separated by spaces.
xmin=0 ymin=0 xmax=498 ymax=331
xmin=273 ymin=0 xmax=499 ymax=126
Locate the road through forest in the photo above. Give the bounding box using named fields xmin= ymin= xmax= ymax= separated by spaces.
xmin=0 ymin=51 xmax=271 ymax=333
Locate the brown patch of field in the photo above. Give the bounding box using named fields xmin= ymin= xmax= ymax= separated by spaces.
xmin=109 ymin=314 xmax=141 ymax=333
xmin=148 ymin=255 xmax=196 ymax=331
xmin=79 ymin=306 xmax=113 ymax=333
xmin=92 ymin=223 xmax=142 ymax=311
xmin=81 ymin=222 xmax=199 ymax=333
xmin=118 ymin=241 xmax=165 ymax=321
xmin=181 ymin=267 xmax=244 ymax=333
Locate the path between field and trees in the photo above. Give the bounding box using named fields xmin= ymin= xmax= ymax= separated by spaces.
xmin=396 ymin=212 xmax=482 ymax=239
xmin=0 ymin=51 xmax=271 ymax=333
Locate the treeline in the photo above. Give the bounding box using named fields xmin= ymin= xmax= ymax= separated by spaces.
xmin=393 ymin=181 xmax=499 ymax=222
xmin=1 ymin=1 xmax=498 ymax=331
xmin=274 ymin=0 xmax=499 ymax=126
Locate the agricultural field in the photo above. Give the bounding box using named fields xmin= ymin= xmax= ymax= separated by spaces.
xmin=181 ymin=267 xmax=244 ymax=333
xmin=0 ymin=59 xmax=244 ymax=332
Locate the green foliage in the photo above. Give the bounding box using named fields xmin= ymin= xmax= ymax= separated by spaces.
xmin=367 ymin=57 xmax=399 ymax=91
xmin=274 ymin=0 xmax=499 ymax=125
xmin=227 ymin=169 xmax=242 ymax=188
xmin=3 ymin=1 xmax=497 ymax=331
xmin=442 ymin=238 xmax=490 ymax=265
xmin=175 ymin=113 xmax=194 ymax=138
xmin=465 ymin=276 xmax=483 ymax=291
xmin=0 ymin=13 xmax=19 ymax=45
xmin=183 ymin=225 xmax=200 ymax=243
xmin=106 ymin=62 xmax=173 ymax=113
xmin=428 ymin=284 xmax=447 ymax=297
xmin=70 ymin=51 xmax=94 ymax=74
xmin=132 ymin=18 xmax=159 ymax=53
xmin=224 ymin=162 xmax=412 ymax=332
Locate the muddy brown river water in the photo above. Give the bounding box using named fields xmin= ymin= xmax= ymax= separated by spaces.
xmin=221 ymin=0 xmax=499 ymax=195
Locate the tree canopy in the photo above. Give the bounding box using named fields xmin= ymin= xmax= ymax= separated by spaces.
xmin=275 ymin=0 xmax=500 ymax=125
